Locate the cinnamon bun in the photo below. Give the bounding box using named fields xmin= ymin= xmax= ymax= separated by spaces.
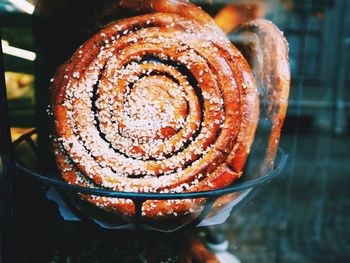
xmin=49 ymin=0 xmax=289 ymax=220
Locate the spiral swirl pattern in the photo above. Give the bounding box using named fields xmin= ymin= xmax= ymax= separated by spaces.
xmin=51 ymin=4 xmax=259 ymax=217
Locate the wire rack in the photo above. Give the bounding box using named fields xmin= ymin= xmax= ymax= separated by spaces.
xmin=10 ymin=129 xmax=287 ymax=232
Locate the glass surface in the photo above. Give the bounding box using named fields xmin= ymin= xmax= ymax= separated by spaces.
xmin=1 ymin=0 xmax=350 ymax=262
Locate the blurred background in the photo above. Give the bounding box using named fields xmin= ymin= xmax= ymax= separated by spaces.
xmin=1 ymin=0 xmax=350 ymax=262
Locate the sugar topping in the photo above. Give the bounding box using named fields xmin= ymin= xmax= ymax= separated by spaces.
xmin=51 ymin=10 xmax=258 ymax=216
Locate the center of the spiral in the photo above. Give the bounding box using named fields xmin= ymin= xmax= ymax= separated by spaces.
xmin=122 ymin=76 xmax=187 ymax=141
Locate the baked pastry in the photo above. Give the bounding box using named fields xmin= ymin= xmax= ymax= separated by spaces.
xmin=233 ymin=19 xmax=290 ymax=173
xmin=49 ymin=0 xmax=289 ymax=220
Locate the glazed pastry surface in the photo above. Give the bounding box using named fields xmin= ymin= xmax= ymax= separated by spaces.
xmin=50 ymin=0 xmax=288 ymax=219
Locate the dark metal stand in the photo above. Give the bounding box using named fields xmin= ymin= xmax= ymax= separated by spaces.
xmin=11 ymin=129 xmax=287 ymax=232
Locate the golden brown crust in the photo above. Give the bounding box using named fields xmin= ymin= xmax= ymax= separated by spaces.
xmin=233 ymin=18 xmax=290 ymax=173
xmin=49 ymin=0 xmax=260 ymax=219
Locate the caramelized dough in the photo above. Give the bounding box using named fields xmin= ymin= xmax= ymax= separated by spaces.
xmin=49 ymin=0 xmax=290 ymax=220
xmin=233 ymin=19 xmax=290 ymax=173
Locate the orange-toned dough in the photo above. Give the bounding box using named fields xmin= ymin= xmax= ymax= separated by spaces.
xmin=49 ymin=0 xmax=289 ymax=220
